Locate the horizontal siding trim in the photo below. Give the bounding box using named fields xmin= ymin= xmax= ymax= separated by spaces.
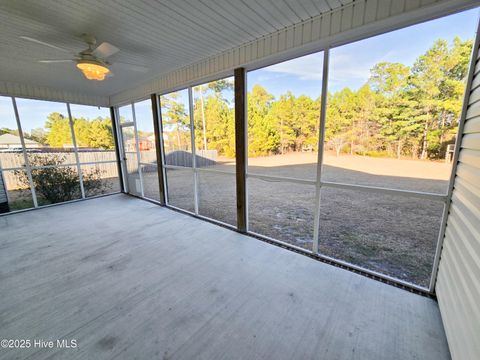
xmin=471 ymin=73 xmax=480 ymax=91
xmin=443 ymin=223 xmax=480 ymax=321
xmin=451 ymin=183 xmax=480 ymax=231
xmin=437 ymin=258 xmax=476 ymax=360
xmin=441 ymin=231 xmax=480 ymax=329
xmin=436 ymin=244 xmax=480 ymax=359
xmin=458 ymin=149 xmax=480 ymax=168
xmin=463 ymin=115 xmax=480 ymax=133
xmin=461 ymin=133 xmax=480 ymax=150
xmin=436 ymin=267 xmax=465 ymax=360
xmin=436 ymin=14 xmax=480 ymax=360
xmin=475 ymin=58 xmax=480 ymax=75
xmin=450 ymin=198 xmax=480 ymax=263
xmin=109 ymin=0 xmax=479 ymax=106
xmin=469 ymin=85 xmax=480 ymax=104
xmin=466 ymin=100 xmax=480 ymax=119
xmin=455 ymin=162 xmax=480 ymax=188
xmin=436 ymin=272 xmax=461 ymax=360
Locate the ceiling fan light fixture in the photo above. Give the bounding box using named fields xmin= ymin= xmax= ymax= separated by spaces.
xmin=76 ymin=60 xmax=110 ymax=81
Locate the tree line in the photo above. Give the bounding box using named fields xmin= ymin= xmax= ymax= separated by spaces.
xmin=1 ymin=114 xmax=115 ymax=150
xmin=327 ymin=37 xmax=472 ymax=159
xmin=162 ymin=37 xmax=471 ymax=160
xmin=160 ymin=79 xmax=236 ymax=157
xmin=2 ymin=37 xmax=471 ymax=160
xmin=250 ymin=37 xmax=471 ymax=159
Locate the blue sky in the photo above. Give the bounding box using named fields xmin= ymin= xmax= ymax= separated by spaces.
xmin=248 ymin=7 xmax=479 ymax=98
xmin=0 ymin=96 xmax=110 ymax=134
xmin=131 ymin=99 xmax=153 ymax=133
xmin=160 ymin=89 xmax=190 ymax=133
xmin=1 ymin=8 xmax=478 ymax=134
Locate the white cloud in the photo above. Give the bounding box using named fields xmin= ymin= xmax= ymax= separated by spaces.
xmin=329 ymin=53 xmax=371 ymax=86
xmin=328 ymin=50 xmax=400 ymax=89
xmin=263 ymin=53 xmax=324 ymax=80
xmin=260 ymin=48 xmax=401 ymax=90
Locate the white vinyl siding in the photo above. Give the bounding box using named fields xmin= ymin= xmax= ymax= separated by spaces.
xmin=435 ymin=24 xmax=480 ymax=360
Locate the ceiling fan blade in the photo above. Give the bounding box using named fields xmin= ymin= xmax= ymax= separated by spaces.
xmin=38 ymin=59 xmax=74 ymax=63
xmin=20 ymin=36 xmax=71 ymax=53
xmin=113 ymin=62 xmax=148 ymax=73
xmin=93 ymin=42 xmax=119 ymax=58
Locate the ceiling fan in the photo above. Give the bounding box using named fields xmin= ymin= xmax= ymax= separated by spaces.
xmin=20 ymin=34 xmax=148 ymax=81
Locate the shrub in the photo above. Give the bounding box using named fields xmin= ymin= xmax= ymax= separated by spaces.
xmin=15 ymin=154 xmax=106 ymax=204
xmin=363 ymin=150 xmax=390 ymax=158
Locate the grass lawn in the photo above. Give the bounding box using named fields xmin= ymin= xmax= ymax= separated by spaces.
xmin=146 ymin=153 xmax=450 ymax=288
xmin=3 ymin=153 xmax=450 ymax=288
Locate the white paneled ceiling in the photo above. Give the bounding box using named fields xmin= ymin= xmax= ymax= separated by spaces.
xmin=0 ymin=0 xmax=350 ymax=98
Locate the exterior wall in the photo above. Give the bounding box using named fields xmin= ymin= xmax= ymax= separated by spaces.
xmin=110 ymin=0 xmax=478 ymax=106
xmin=435 ymin=22 xmax=480 ymax=360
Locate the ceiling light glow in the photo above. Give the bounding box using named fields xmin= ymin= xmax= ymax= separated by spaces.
xmin=76 ymin=60 xmax=110 ymax=81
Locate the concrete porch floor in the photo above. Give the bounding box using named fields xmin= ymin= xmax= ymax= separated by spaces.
xmin=0 ymin=194 xmax=450 ymax=359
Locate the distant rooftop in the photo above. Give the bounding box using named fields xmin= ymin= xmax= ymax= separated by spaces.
xmin=0 ymin=133 xmax=39 ymax=145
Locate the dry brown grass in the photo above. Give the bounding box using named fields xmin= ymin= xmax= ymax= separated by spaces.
xmin=5 ymin=153 xmax=445 ymax=287
xmin=153 ymin=153 xmax=451 ymax=287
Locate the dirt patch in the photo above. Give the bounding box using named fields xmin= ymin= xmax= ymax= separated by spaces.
xmin=3 ymin=154 xmax=449 ymax=286
xmin=149 ymin=153 xmax=450 ymax=288
xmin=248 ymin=152 xmax=451 ymax=181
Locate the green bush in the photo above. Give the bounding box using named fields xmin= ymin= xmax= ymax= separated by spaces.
xmin=15 ymin=154 xmax=106 ymax=204
xmin=363 ymin=150 xmax=390 ymax=158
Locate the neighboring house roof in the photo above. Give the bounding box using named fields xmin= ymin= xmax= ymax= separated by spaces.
xmin=126 ymin=136 xmax=153 ymax=144
xmin=0 ymin=133 xmax=39 ymax=145
xmin=137 ymin=136 xmax=152 ymax=142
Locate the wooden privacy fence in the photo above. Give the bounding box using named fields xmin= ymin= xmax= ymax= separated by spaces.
xmin=164 ymin=150 xmax=217 ymax=167
xmin=1 ymin=162 xmax=121 ymax=191
xmin=0 ymin=150 xmax=118 ymax=169
xmin=0 ymin=151 xmax=121 ymax=190
xmin=125 ymin=149 xmax=218 ymax=173
xmin=1 ymin=149 xmax=218 ymax=189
